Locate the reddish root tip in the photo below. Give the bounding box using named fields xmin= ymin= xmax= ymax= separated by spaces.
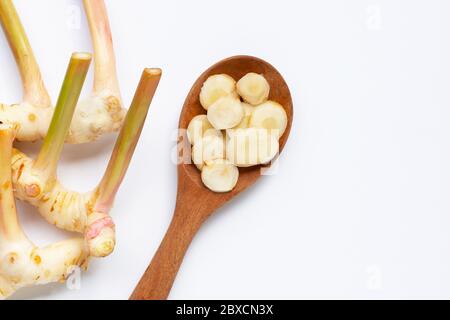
xmin=85 ymin=217 xmax=115 ymax=240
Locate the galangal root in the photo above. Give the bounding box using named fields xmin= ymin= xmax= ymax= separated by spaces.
xmin=0 ymin=124 xmax=89 ymax=299
xmin=0 ymin=53 xmax=161 ymax=298
xmin=10 ymin=54 xmax=161 ymax=258
xmin=0 ymin=0 xmax=124 ymax=143
xmin=0 ymin=0 xmax=162 ymax=299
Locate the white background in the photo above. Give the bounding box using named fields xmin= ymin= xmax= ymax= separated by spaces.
xmin=1 ymin=0 xmax=450 ymax=300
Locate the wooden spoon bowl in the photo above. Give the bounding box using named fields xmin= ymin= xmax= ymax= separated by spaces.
xmin=130 ymin=55 xmax=293 ymax=300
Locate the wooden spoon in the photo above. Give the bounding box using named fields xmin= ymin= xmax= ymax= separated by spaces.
xmin=130 ymin=55 xmax=293 ymax=300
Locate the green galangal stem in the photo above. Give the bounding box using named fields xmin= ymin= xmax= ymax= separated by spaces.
xmin=0 ymin=0 xmax=50 ymax=107
xmin=95 ymin=68 xmax=162 ymax=212
xmin=34 ymin=53 xmax=92 ymax=177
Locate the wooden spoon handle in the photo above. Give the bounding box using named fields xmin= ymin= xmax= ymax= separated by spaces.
xmin=129 ymin=197 xmax=206 ymax=300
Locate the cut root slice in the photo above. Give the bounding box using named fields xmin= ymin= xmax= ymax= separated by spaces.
xmin=249 ymin=101 xmax=288 ymax=138
xmin=187 ymin=114 xmax=214 ymax=145
xmin=207 ymin=95 xmax=244 ymax=130
xmin=192 ymin=135 xmax=225 ymax=170
xmin=226 ymin=128 xmax=279 ymax=167
xmin=236 ymin=73 xmax=270 ymax=105
xmin=201 ymin=160 xmax=239 ymax=193
xmin=199 ymin=74 xmax=236 ymax=110
xmin=233 ymin=103 xmax=254 ymax=129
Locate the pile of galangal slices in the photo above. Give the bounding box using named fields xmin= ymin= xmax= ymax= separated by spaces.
xmin=187 ymin=73 xmax=288 ymax=192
